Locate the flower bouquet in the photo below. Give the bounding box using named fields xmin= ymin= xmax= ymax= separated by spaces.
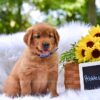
xmin=75 ymin=25 xmax=100 ymax=63
xmin=60 ymin=25 xmax=100 ymax=89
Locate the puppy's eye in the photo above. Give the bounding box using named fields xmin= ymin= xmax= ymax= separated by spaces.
xmin=49 ymin=34 xmax=54 ymax=38
xmin=33 ymin=34 xmax=40 ymax=39
xmin=36 ymin=35 xmax=40 ymax=38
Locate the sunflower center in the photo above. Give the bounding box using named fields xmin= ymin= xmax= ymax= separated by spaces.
xmin=92 ymin=49 xmax=100 ymax=58
xmin=81 ymin=49 xmax=85 ymax=57
xmin=94 ymin=33 xmax=100 ymax=37
xmin=87 ymin=41 xmax=94 ymax=48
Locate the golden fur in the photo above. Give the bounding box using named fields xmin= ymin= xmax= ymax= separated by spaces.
xmin=3 ymin=23 xmax=60 ymax=97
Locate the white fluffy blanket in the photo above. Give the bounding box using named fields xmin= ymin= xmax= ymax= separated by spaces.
xmin=1 ymin=22 xmax=100 ymax=100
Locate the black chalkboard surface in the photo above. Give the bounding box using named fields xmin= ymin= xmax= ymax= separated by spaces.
xmin=79 ymin=61 xmax=100 ymax=90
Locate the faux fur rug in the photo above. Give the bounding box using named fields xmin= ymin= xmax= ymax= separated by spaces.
xmin=1 ymin=22 xmax=99 ymax=100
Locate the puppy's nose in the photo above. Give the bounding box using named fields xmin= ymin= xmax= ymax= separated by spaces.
xmin=42 ymin=42 xmax=50 ymax=49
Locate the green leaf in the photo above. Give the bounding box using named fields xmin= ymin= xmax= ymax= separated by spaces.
xmin=60 ymin=43 xmax=77 ymax=63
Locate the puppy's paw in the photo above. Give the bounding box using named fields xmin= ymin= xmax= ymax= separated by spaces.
xmin=51 ymin=92 xmax=59 ymax=97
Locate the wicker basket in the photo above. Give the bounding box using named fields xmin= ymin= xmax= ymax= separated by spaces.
xmin=64 ymin=61 xmax=80 ymax=89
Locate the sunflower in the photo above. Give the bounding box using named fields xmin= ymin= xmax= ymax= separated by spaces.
xmin=75 ymin=45 xmax=92 ymax=63
xmin=89 ymin=25 xmax=100 ymax=38
xmin=83 ymin=35 xmax=100 ymax=48
xmin=76 ymin=35 xmax=98 ymax=48
xmin=90 ymin=42 xmax=100 ymax=62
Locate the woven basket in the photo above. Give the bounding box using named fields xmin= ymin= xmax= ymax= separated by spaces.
xmin=64 ymin=61 xmax=80 ymax=89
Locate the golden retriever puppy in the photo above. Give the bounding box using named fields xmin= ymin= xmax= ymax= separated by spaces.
xmin=3 ymin=23 xmax=60 ymax=97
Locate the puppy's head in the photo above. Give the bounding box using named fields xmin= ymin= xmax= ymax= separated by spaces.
xmin=24 ymin=23 xmax=60 ymax=55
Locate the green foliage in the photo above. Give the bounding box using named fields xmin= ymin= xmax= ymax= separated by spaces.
xmin=32 ymin=0 xmax=87 ymax=23
xmin=0 ymin=0 xmax=98 ymax=34
xmin=0 ymin=0 xmax=30 ymax=34
xmin=60 ymin=44 xmax=77 ymax=63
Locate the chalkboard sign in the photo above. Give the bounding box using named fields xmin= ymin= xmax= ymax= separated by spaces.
xmin=79 ymin=61 xmax=100 ymax=90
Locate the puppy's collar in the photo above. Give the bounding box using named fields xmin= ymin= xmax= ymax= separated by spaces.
xmin=38 ymin=47 xmax=58 ymax=58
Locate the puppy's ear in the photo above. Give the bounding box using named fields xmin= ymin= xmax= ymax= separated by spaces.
xmin=24 ymin=28 xmax=33 ymax=46
xmin=54 ymin=30 xmax=60 ymax=46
